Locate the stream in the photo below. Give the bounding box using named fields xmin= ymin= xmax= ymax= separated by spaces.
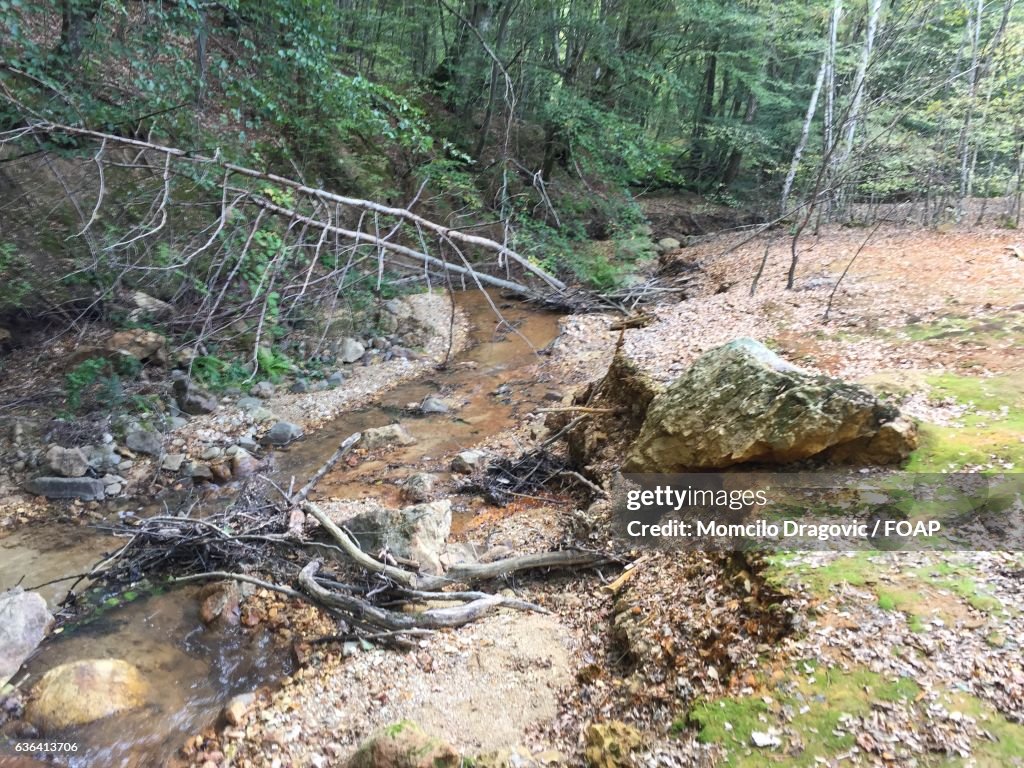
xmin=0 ymin=292 xmax=562 ymax=768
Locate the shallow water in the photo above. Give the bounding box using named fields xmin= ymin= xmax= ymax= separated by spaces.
xmin=0 ymin=292 xmax=562 ymax=767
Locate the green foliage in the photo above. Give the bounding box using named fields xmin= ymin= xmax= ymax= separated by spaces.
xmin=256 ymin=346 xmax=294 ymax=382
xmin=63 ymin=357 xmax=120 ymax=413
xmin=0 ymin=242 xmax=32 ymax=311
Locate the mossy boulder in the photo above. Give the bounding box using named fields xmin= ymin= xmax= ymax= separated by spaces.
xmin=624 ymin=338 xmax=917 ymax=471
xmin=584 ymin=721 xmax=644 ymax=767
xmin=345 ymin=720 xmax=460 ymax=768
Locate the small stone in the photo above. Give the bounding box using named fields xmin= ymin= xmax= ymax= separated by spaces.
xmin=543 ymin=390 xmax=563 ymax=402
xmin=237 ymin=397 xmax=263 ymax=411
xmin=401 ymin=472 xmax=436 ymax=503
xmin=161 ymin=454 xmax=186 ymax=472
xmin=657 ymin=236 xmax=681 ymax=252
xmin=210 ymin=463 xmax=232 ymax=483
xmin=201 ymin=446 xmax=223 ymax=460
xmin=231 ymin=449 xmax=259 ymax=478
xmin=451 ymin=450 xmax=485 ymax=474
xmin=185 ymin=462 xmax=213 ymax=480
xmin=361 ymin=424 xmax=417 ymax=450
xmin=124 ymin=430 xmax=162 ymax=457
xmin=262 ymin=421 xmax=303 ymax=446
xmin=339 ymin=338 xmax=365 ymax=364
xmin=223 ymin=692 xmax=256 ymax=726
xmin=251 ymin=381 xmax=276 ymax=399
xmin=327 ymin=371 xmax=344 ymax=387
xmin=289 ymin=378 xmax=309 ymax=394
xmin=419 ymin=396 xmax=450 ymax=414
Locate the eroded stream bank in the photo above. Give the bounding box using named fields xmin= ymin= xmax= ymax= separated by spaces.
xmin=0 ymin=291 xmax=563 ymax=768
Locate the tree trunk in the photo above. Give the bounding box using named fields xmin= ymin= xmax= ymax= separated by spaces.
xmin=780 ymin=49 xmax=827 ymax=215
xmin=59 ymin=0 xmax=101 ymax=62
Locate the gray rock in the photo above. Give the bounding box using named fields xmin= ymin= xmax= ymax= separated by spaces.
xmin=289 ymin=378 xmax=309 ymax=394
xmin=168 ymin=416 xmax=188 ymax=430
xmin=451 ymin=450 xmax=486 ymax=474
xmin=126 ymin=290 xmax=175 ymax=321
xmin=84 ymin=444 xmax=120 ymax=472
xmin=0 ymin=588 xmax=52 ymax=688
xmin=45 ymin=446 xmax=89 ymax=478
xmin=420 ymin=396 xmax=450 ymax=414
xmin=327 ymin=371 xmax=345 ymax=387
xmin=251 ymin=381 xmax=276 ymax=399
xmin=623 ymin=337 xmax=918 ymax=471
xmin=172 ymin=376 xmax=218 ymax=415
xmin=345 ymin=500 xmax=452 ymax=575
xmin=237 ymin=435 xmax=260 ymax=453
xmin=27 ymin=477 xmax=105 ymax=501
xmin=236 ymin=397 xmax=263 ymax=411
xmin=200 ymin=446 xmax=223 ymax=460
xmin=339 ymin=337 xmax=366 ymax=364
xmin=401 ymin=472 xmax=437 ymax=503
xmin=543 ymin=390 xmax=564 ymax=402
xmin=371 ymin=337 xmax=389 ymax=350
xmin=250 ymin=407 xmax=276 ymax=422
xmin=161 ymin=453 xmax=186 ymax=472
xmin=360 ymin=424 xmax=417 ymax=450
xmin=657 ymin=237 xmax=681 ymax=252
xmin=125 ymin=429 xmax=162 ymax=457
xmin=185 ymin=461 xmax=213 ymax=480
xmin=263 ymin=421 xmax=303 ymax=446
xmin=105 ymin=483 xmax=122 ymax=496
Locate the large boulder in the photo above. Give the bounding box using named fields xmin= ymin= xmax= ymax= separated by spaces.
xmin=124 ymin=429 xmax=163 ymax=457
xmin=623 ymin=338 xmax=917 ymax=471
xmin=25 ymin=659 xmax=148 ymax=731
xmin=339 ymin=337 xmax=366 ymax=364
xmin=338 ymin=500 xmax=452 ymax=575
xmin=0 ymin=588 xmax=52 ymax=688
xmin=345 ymin=721 xmax=460 ymax=768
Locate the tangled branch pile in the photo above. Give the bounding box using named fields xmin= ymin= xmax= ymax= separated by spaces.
xmin=79 ymin=432 xmax=608 ymax=647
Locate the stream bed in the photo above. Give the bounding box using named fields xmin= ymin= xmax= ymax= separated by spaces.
xmin=0 ymin=292 xmax=562 ymax=768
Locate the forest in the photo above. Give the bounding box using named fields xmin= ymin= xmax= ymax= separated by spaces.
xmin=1 ymin=1 xmax=1023 ymax=767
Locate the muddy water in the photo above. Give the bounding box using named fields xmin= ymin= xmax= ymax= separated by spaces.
xmin=0 ymin=292 xmax=562 ymax=767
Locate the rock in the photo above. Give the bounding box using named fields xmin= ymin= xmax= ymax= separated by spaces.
xmin=584 ymin=721 xmax=644 ymax=768
xmin=371 ymin=337 xmax=389 ymax=350
xmin=0 ymin=326 xmax=11 ymax=349
xmin=327 ymin=371 xmax=345 ymax=387
xmin=104 ymin=329 xmax=168 ymax=365
xmin=451 ymin=450 xmax=486 ymax=474
xmin=168 ymin=416 xmax=188 ymax=430
xmin=543 ymin=390 xmax=564 ymax=402
xmin=419 ymin=396 xmax=450 ymax=414
xmin=84 ymin=444 xmax=121 ymax=472
xmin=210 ymin=462 xmax=232 ymax=483
xmin=361 ymin=424 xmax=417 ymax=450
xmin=290 ymin=378 xmax=309 ymax=394
xmin=0 ymin=589 xmax=52 ymax=688
xmin=125 ymin=429 xmax=162 ymax=457
xmin=231 ymin=449 xmax=259 ymax=478
xmin=251 ymin=381 xmax=276 ymax=399
xmin=25 ymin=659 xmax=148 ymax=731
xmin=172 ymin=374 xmax=218 ymax=415
xmin=126 ymin=291 xmax=175 ymax=321
xmin=401 ymin=472 xmax=436 ymax=503
xmin=26 ymin=477 xmax=105 ymax=501
xmin=262 ymin=421 xmax=303 ymax=446
xmin=346 ymin=500 xmax=452 ymax=575
xmin=623 ymin=338 xmax=918 ymax=471
xmin=185 ymin=462 xmax=213 ymax=481
xmin=251 ymin=407 xmax=276 ymax=422
xmin=200 ymin=446 xmax=223 ymax=460
xmin=222 ymin=691 xmax=256 ymax=726
xmin=656 ymin=237 xmax=681 ymax=252
xmin=197 ymin=581 xmax=241 ymax=626
xmin=237 ymin=435 xmax=260 ymax=453
xmin=161 ymin=453 xmax=186 ymax=472
xmin=345 ymin=721 xmax=460 ymax=768
xmin=237 ymin=397 xmax=263 ymax=411
xmin=45 ymin=446 xmax=89 ymax=477
xmin=339 ymin=337 xmax=366 ymax=364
